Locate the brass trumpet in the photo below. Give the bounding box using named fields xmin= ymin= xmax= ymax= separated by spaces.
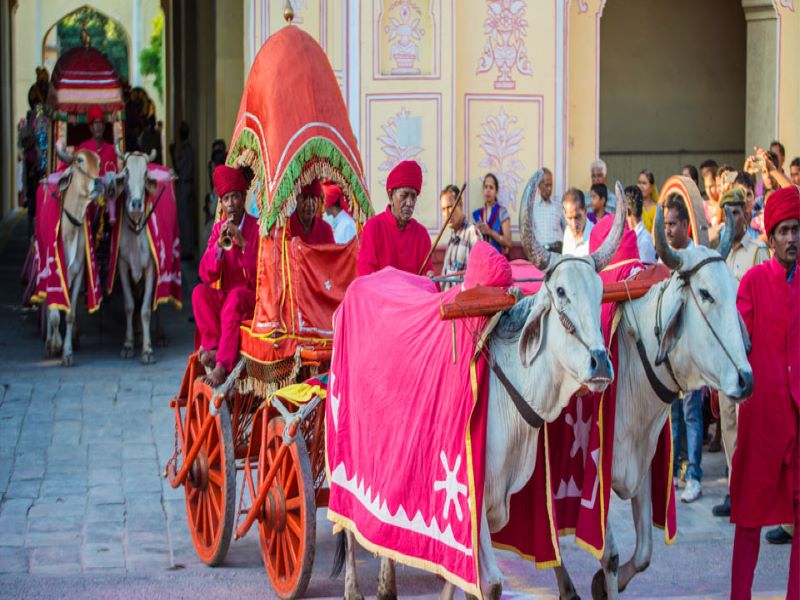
xmin=220 ymin=232 xmax=234 ymax=251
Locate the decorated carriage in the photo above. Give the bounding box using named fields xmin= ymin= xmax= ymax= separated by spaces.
xmin=48 ymin=38 xmax=125 ymax=173
xmin=164 ymin=24 xmax=373 ymax=599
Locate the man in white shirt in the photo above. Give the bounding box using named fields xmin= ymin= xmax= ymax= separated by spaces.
xmin=522 ymin=168 xmax=565 ymax=252
xmin=323 ymin=181 xmax=357 ymax=244
xmin=624 ymin=185 xmax=656 ymax=262
xmin=561 ymin=188 xmax=593 ymax=256
xmin=590 ymin=159 xmax=616 ymax=210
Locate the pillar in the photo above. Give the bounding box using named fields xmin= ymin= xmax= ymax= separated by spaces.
xmin=742 ymin=0 xmax=777 ymax=153
xmin=1 ymin=0 xmax=15 ymax=220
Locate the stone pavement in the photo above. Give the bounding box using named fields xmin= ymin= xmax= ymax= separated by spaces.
xmin=0 ymin=214 xmax=792 ymax=598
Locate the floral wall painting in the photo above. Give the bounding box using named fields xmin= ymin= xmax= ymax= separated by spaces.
xmin=378 ymin=0 xmax=436 ymax=77
xmin=377 ymin=107 xmax=427 ymax=186
xmin=478 ymin=107 xmax=525 ymax=210
xmin=476 ymin=0 xmax=533 ymax=89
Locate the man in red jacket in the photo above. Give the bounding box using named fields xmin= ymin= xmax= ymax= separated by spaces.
xmin=192 ymin=165 xmax=259 ymax=387
xmin=357 ymin=160 xmax=433 ymax=276
xmin=730 ymin=184 xmax=800 ymax=599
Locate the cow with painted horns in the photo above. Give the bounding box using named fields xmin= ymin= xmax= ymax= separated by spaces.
xmin=47 ymin=147 xmax=103 ymax=366
xmin=113 ymin=145 xmax=166 ymax=364
xmin=552 ymin=204 xmax=753 ymax=600
xmin=338 ymin=173 xmax=628 ymax=600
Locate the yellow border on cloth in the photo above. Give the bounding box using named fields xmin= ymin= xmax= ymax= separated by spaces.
xmin=83 ymin=219 xmax=102 ymax=314
xmin=325 ymin=320 xmax=492 ymax=598
xmin=659 ymin=411 xmax=677 ymax=545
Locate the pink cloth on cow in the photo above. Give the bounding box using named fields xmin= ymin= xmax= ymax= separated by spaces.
xmin=107 ymin=164 xmax=182 ymax=309
xmin=193 ymin=212 xmax=259 ymax=371
xmin=30 ymin=172 xmax=102 ymax=313
xmin=462 ymin=240 xmax=513 ymax=289
xmin=326 ymin=268 xmax=490 ymax=595
xmin=357 ymin=206 xmax=432 ymax=276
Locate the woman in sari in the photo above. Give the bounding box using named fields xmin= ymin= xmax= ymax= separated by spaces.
xmin=473 ymin=173 xmax=512 ymax=256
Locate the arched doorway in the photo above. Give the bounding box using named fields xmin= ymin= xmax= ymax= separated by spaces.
xmin=42 ymin=6 xmax=129 ymax=81
xmin=599 ymin=0 xmax=748 ymax=187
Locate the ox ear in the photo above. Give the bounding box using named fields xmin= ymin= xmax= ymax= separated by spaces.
xmin=655 ymin=301 xmax=685 ymax=366
xmin=57 ymin=167 xmax=73 ymax=195
xmin=738 ymin=313 xmax=752 ymax=355
xmin=519 ymin=300 xmax=550 ymax=367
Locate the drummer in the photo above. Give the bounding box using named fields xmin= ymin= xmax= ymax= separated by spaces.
xmin=288 ymin=179 xmax=335 ymax=244
xmin=193 ymin=165 xmax=259 ymax=387
xmin=358 ymin=160 xmax=433 ymax=276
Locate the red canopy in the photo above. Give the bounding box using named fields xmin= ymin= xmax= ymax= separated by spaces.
xmin=51 ymin=45 xmax=124 ymax=119
xmin=228 ymin=25 xmax=371 ymax=232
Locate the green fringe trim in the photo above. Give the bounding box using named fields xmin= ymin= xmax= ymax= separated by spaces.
xmin=227 ymin=131 xmax=373 ymax=234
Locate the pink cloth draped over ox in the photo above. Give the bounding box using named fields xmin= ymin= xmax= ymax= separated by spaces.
xmin=192 ymin=212 xmax=259 ymax=371
xmin=357 ymin=206 xmax=432 ymax=276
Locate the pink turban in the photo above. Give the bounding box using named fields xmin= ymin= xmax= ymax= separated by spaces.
xmin=764 ymin=185 xmax=800 ymax=236
xmin=213 ymin=165 xmax=249 ymax=197
xmin=386 ymin=160 xmax=423 ymax=196
xmin=323 ymin=181 xmax=349 ymax=212
xmin=87 ymin=105 xmax=104 ymax=124
xmin=463 ymin=241 xmax=513 ymax=289
xmin=300 ymin=179 xmax=323 ymax=198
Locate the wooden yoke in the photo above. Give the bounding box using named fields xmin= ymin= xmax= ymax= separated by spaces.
xmin=439 ymin=264 xmax=671 ymax=320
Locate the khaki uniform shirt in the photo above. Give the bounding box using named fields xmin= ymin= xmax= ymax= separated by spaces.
xmin=726 ymin=234 xmax=770 ymax=283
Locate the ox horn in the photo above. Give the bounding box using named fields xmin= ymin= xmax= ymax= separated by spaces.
xmin=56 ymin=145 xmax=73 ymax=164
xmin=147 ymin=148 xmax=157 ymax=163
xmin=115 ymin=141 xmax=126 ymax=160
xmin=654 ymin=202 xmax=683 ymax=270
xmin=716 ymin=205 xmax=735 ymax=260
xmin=518 ymin=169 xmax=552 ymax=271
xmin=589 ymin=181 xmax=627 ymax=272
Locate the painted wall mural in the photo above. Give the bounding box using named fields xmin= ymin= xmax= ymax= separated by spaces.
xmin=477 ymin=106 xmax=525 ymax=210
xmin=377 ymin=0 xmax=437 ymax=78
xmin=475 ymin=0 xmax=533 ymax=89
xmin=377 ymin=106 xmax=428 ymax=185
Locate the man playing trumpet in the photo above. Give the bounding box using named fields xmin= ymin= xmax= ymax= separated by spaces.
xmin=192 ymin=165 xmax=259 ymax=386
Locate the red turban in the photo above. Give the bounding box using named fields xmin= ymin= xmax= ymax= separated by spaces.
xmin=87 ymin=105 xmax=104 ymax=123
xmin=764 ymin=185 xmax=800 ymax=236
xmin=463 ymin=241 xmax=513 ymax=289
xmin=386 ymin=160 xmax=423 ymax=196
xmin=589 ymin=214 xmax=639 ymax=263
xmin=300 ymin=179 xmax=323 ymax=198
xmin=213 ymin=165 xmax=249 ymax=197
xmin=323 ymin=182 xmax=349 ymax=212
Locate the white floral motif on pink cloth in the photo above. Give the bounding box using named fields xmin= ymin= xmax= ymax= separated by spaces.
xmin=377 ymin=107 xmax=427 ymax=186
xmin=478 ymin=107 xmax=525 ymax=211
xmin=476 ymin=0 xmax=533 ymax=89
xmin=384 ymin=0 xmax=425 ymax=75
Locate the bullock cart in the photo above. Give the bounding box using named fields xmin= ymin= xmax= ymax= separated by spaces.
xmin=163 ymin=24 xmax=373 ymax=599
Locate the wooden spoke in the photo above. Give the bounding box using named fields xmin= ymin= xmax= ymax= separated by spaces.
xmin=208 ymin=468 xmax=223 ymax=488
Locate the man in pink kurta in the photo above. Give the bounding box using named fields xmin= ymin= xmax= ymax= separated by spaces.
xmin=730 ymin=185 xmax=800 ymax=599
xmin=357 ymin=160 xmax=433 ymax=276
xmin=192 ymin=165 xmax=258 ymax=386
xmin=76 ymin=105 xmax=118 ymax=176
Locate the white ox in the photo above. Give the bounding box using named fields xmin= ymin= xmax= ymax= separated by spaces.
xmin=339 ymin=176 xmax=629 ymax=600
xmin=552 ymin=205 xmax=753 ymax=600
xmin=46 ymin=148 xmax=102 ymax=366
xmin=114 ymin=148 xmax=163 ymax=364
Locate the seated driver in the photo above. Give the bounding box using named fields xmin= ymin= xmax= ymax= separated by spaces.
xmin=288 ymin=179 xmax=335 ymax=244
xmin=193 ymin=165 xmax=259 ymax=386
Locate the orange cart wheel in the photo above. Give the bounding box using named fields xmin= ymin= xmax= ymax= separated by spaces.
xmin=183 ymin=379 xmax=235 ymax=566
xmin=258 ymin=416 xmax=316 ymax=600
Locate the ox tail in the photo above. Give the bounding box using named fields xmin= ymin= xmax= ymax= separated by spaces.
xmin=330 ymin=530 xmax=346 ymax=579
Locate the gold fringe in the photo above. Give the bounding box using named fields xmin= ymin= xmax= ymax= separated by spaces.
xmin=236 ymin=347 xmax=302 ymax=398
